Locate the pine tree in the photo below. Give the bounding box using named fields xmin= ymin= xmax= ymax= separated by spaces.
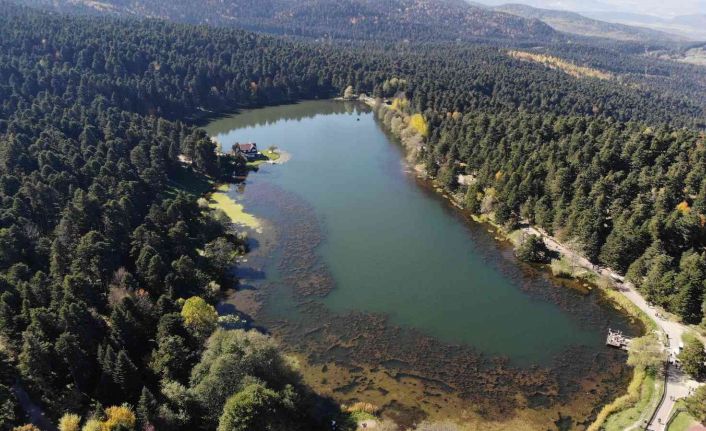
xmin=137 ymin=386 xmax=158 ymax=427
xmin=113 ymin=350 xmax=139 ymax=400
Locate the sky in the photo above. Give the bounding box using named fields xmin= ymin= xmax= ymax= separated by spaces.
xmin=473 ymin=0 xmax=706 ymax=17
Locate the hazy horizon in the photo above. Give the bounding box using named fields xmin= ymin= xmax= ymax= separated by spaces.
xmin=473 ymin=0 xmax=706 ymax=17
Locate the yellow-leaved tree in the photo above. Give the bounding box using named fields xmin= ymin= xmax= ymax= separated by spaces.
xmin=409 ymin=113 xmax=428 ymax=137
xmin=58 ymin=414 xmax=81 ymax=431
xmin=181 ymin=296 xmax=218 ymax=339
xmin=676 ymin=200 xmax=691 ymax=214
xmin=102 ymin=405 xmax=136 ymax=430
xmin=81 ymin=419 xmax=102 ymax=431
xmin=391 ymin=97 xmax=408 ymax=111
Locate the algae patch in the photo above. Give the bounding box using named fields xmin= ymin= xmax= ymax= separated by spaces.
xmin=209 ymin=184 xmax=262 ymax=232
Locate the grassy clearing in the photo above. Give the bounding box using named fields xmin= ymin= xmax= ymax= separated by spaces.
xmin=550 ymin=256 xmax=574 ymax=278
xmin=167 ymin=166 xmax=261 ymax=231
xmin=549 ymin=255 xmax=591 ymax=279
xmin=348 ymin=411 xmax=376 ymax=423
xmin=208 ymin=184 xmax=262 ymax=232
xmin=667 ymin=408 xmax=698 ymax=431
xmin=246 ymin=150 xmax=280 ymax=168
xmin=265 ymin=149 xmax=280 ymax=161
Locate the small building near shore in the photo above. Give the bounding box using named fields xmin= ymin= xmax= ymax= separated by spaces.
xmin=232 ymin=142 xmax=259 ymax=159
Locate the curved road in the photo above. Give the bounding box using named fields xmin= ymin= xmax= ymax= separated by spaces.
xmin=521 ymin=225 xmax=704 ymax=430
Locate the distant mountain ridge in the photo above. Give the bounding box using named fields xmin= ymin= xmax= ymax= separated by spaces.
xmin=584 ymin=11 xmax=706 ymax=41
xmin=495 ymin=3 xmax=687 ymax=42
xmin=13 ymin=0 xmax=559 ymax=42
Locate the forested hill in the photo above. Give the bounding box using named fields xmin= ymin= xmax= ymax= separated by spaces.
xmin=0 ymin=3 xmax=359 ymax=429
xmin=14 ymin=0 xmax=558 ymax=42
xmin=495 ymin=3 xmax=686 ymax=43
xmin=1 ymin=0 xmax=706 ymax=429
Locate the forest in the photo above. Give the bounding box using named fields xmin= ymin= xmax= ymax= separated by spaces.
xmin=1 ymin=0 xmax=706 ymax=429
xmin=426 ymin=110 xmax=706 ymax=324
xmin=17 ymin=0 xmax=559 ymax=42
xmin=0 ymin=3 xmax=344 ymax=430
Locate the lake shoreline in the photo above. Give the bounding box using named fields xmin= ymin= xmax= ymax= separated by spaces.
xmin=204 ymin=99 xmax=645 ymax=429
xmin=357 ymin=94 xmax=653 ymax=321
xmin=356 ymin=95 xmax=659 ymax=429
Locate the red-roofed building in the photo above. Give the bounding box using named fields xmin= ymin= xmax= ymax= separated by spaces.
xmin=232 ymin=142 xmax=258 ymax=159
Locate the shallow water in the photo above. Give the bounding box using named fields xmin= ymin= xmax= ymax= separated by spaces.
xmin=205 ymin=100 xmax=640 ymax=428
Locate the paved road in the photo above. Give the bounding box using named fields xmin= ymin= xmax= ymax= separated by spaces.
xmin=617 ymin=285 xmax=701 ymax=430
xmin=649 ymin=365 xmax=699 ymax=431
xmin=521 ymin=226 xmax=704 ymax=430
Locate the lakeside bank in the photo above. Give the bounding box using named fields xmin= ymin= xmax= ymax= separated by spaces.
xmin=354 ymin=93 xmax=675 ymax=429
xmin=202 ymin=99 xmax=648 ymax=430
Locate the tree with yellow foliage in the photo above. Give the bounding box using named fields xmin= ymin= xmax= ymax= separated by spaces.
xmin=58 ymin=414 xmax=81 ymax=431
xmin=81 ymin=419 xmax=102 ymax=431
xmin=390 ymin=97 xmax=408 ymax=111
xmin=409 ymin=113 xmax=428 ymax=137
xmin=676 ymin=200 xmax=691 ymax=214
xmin=181 ymin=296 xmax=218 ymax=340
xmin=102 ymin=406 xmax=136 ymax=431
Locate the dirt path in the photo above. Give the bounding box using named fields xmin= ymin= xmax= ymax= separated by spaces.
xmin=521 ymin=225 xmax=704 ymax=430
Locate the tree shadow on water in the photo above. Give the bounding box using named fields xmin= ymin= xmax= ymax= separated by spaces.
xmin=245 ymin=236 xmax=261 ymax=252
xmin=235 ymin=267 xmax=266 ymax=282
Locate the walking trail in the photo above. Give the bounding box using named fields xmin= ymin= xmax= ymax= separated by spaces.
xmin=521 ymin=225 xmax=704 ymax=430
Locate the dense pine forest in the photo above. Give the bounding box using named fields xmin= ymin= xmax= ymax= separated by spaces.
xmin=1 ymin=0 xmax=706 ymax=429
xmin=0 ymin=3 xmax=348 ymax=429
xmin=427 ymin=112 xmax=706 ymax=323
xmin=16 ymin=0 xmax=559 ymax=42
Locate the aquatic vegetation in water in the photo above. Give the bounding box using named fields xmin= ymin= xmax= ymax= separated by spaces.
xmin=209 ymin=184 xmax=262 ymax=232
xmin=211 ymin=102 xmax=641 ymax=429
xmin=231 ymin=180 xmax=635 ymax=429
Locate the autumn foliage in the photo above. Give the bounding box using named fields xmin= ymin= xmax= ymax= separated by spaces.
xmin=409 ymin=113 xmax=429 ymax=137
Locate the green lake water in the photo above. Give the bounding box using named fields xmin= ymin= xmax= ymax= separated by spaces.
xmin=204 ymin=100 xmax=635 ymax=367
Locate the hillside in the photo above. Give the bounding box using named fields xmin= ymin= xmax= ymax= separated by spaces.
xmin=2 ymin=0 xmax=706 ymax=429
xmin=14 ymin=0 xmax=558 ymax=42
xmin=585 ymin=11 xmax=706 ymax=41
xmin=496 ymin=3 xmax=686 ymax=42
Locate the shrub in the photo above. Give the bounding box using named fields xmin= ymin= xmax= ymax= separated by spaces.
xmin=58 ymin=414 xmax=81 ymax=431
xmin=550 ymin=258 xmax=574 ymax=278
xmin=515 ymin=234 xmax=549 ymax=263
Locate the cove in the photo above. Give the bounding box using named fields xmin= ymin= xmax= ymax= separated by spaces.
xmin=205 ymin=100 xmax=638 ymax=425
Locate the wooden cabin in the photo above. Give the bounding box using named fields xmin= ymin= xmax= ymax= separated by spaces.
xmin=232 ymin=142 xmax=259 ymax=159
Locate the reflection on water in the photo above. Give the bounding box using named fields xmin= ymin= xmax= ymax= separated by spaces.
xmin=205 ymin=100 xmax=361 ymax=138
xmin=206 ymin=100 xmax=641 ymax=429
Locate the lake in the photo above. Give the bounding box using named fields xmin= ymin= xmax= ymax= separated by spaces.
xmin=205 ymin=100 xmax=639 ymax=429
